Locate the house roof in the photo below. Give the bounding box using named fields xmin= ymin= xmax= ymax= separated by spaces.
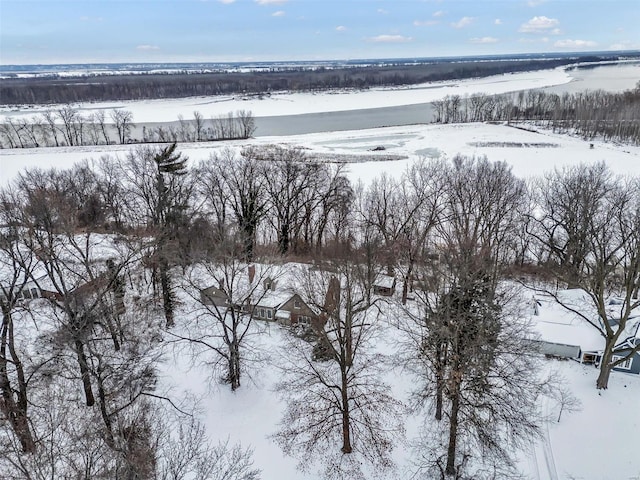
xmin=529 ymin=291 xmax=605 ymax=353
xmin=374 ymin=274 xmax=396 ymax=289
xmin=194 ymin=261 xmax=310 ymax=308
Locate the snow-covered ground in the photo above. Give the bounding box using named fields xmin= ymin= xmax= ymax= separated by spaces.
xmin=0 ymin=67 xmax=572 ymax=122
xmin=3 ymin=122 xmax=639 ymax=187
xmin=158 ymin=305 xmax=640 ymax=480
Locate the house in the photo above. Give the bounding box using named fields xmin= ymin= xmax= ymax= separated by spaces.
xmin=528 ymin=289 xmax=640 ymax=375
xmin=373 ymin=274 xmax=396 ymax=296
xmin=198 ymin=263 xmax=319 ymax=328
xmin=275 ymin=293 xmax=318 ymax=327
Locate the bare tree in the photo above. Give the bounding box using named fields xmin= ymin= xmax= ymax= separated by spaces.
xmin=57 ymin=106 xmax=84 ymax=146
xmin=175 ymin=250 xmax=274 ymax=391
xmin=216 ymin=148 xmax=268 ymax=261
xmin=193 ymin=110 xmax=205 ymax=142
xmin=157 ymin=416 xmax=260 ymax=480
xmin=273 ymin=255 xmax=403 ymax=479
xmin=110 ymin=109 xmax=134 ymax=144
xmin=237 ymin=110 xmax=256 ymax=138
xmin=261 ymin=147 xmax=325 ymax=255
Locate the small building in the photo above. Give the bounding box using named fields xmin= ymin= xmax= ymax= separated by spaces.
xmin=529 ymin=290 xmax=640 ymax=375
xmin=373 ymin=274 xmax=396 ymax=296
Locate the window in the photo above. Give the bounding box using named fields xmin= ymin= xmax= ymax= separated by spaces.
xmin=298 ymin=315 xmax=311 ymax=325
xmin=267 ymin=310 xmax=272 ymax=319
xmin=612 ymin=355 xmax=633 ymax=370
xmin=294 ymin=300 xmax=301 ymax=309
xmin=31 ymin=288 xmax=39 ymax=298
xmin=260 ymin=308 xmax=265 ymax=318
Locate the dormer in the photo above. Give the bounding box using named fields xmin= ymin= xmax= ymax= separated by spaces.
xmin=264 ymin=277 xmax=277 ymax=291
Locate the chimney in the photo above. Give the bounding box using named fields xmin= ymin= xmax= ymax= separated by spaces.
xmin=248 ymin=264 xmax=256 ymax=284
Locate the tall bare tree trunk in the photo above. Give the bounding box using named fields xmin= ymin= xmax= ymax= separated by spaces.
xmin=75 ymin=339 xmax=95 ymax=406
xmin=596 ymin=346 xmax=614 ymax=390
xmin=445 ymin=387 xmax=461 ymax=476
xmin=340 ymin=368 xmax=352 ymax=454
xmin=0 ymin=310 xmax=36 ymax=453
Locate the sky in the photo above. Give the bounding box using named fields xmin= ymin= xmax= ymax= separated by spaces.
xmin=1 ymin=0 xmax=639 ymax=65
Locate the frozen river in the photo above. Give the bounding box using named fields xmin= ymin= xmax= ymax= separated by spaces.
xmin=1 ymin=63 xmax=638 ymax=138
xmin=251 ymin=63 xmax=639 ymax=136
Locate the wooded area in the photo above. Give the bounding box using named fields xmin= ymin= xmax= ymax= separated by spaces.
xmin=0 ymin=55 xmax=622 ymax=105
xmin=2 ymin=144 xmax=638 ymax=478
xmin=433 ymin=82 xmax=640 ymax=144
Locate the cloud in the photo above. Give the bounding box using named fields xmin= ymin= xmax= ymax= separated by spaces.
xmin=554 ymin=39 xmax=597 ymax=48
xmin=609 ymin=40 xmax=640 ymax=50
xmin=519 ymin=16 xmax=559 ymax=33
xmin=527 ymin=0 xmax=546 ymax=6
xmin=494 ymin=18 xmax=502 ymax=25
xmin=451 ymin=17 xmax=473 ymax=29
xmin=433 ymin=10 xmax=445 ymax=17
xmin=255 ymin=0 xmax=287 ymax=4
xmin=136 ymin=45 xmax=160 ymax=51
xmin=414 ymin=20 xmax=439 ymax=27
xmin=367 ymin=34 xmax=413 ymax=43
xmin=335 ymin=25 xmax=347 ymax=32
xmin=271 ymin=10 xmax=285 ymax=16
xmin=218 ymin=0 xmax=236 ymax=3
xmin=377 ymin=8 xmax=388 ymax=14
xmin=470 ymin=37 xmax=498 ymax=44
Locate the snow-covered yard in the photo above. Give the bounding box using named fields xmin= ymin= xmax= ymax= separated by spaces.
xmin=157 ymin=299 xmax=640 ymax=480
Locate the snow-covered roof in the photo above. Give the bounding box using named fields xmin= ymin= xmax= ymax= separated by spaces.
xmin=255 ymin=289 xmax=292 ymax=309
xmin=529 ymin=291 xmax=605 ymax=353
xmin=374 ymin=274 xmax=396 ymax=289
xmin=193 ymin=261 xmax=310 ymax=307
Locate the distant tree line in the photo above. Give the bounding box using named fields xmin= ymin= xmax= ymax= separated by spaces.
xmin=433 ymin=82 xmax=640 ymax=144
xmin=0 ymin=108 xmax=256 ymax=148
xmin=0 ymin=57 xmax=608 ymax=105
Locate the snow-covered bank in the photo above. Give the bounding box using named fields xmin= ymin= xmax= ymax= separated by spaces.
xmin=0 ymin=68 xmax=572 ymax=123
xmin=3 ymin=122 xmax=639 ymax=186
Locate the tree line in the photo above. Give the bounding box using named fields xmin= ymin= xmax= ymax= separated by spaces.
xmin=433 ymin=81 xmax=640 ymax=144
xmin=1 ymin=145 xmax=638 ymax=479
xmin=0 ymin=108 xmax=256 ymax=148
xmin=2 ymin=56 xmax=617 ymax=105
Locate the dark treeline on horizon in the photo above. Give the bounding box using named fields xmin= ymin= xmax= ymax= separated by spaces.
xmin=2 ymin=53 xmax=634 ymax=106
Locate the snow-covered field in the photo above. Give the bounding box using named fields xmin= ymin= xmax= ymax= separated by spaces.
xmin=3 ymin=122 xmax=639 ymax=187
xmin=0 ymin=67 xmax=572 ymax=122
